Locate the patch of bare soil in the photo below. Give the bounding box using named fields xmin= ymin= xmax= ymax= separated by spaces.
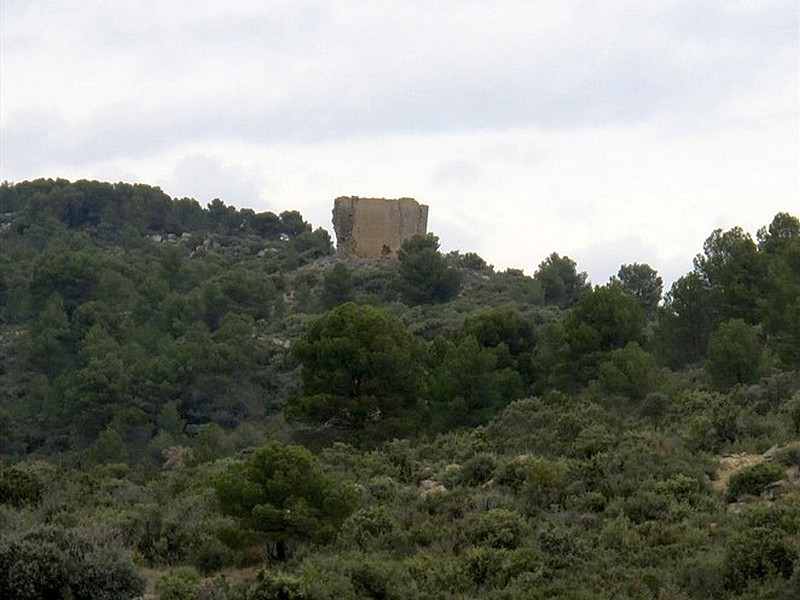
xmin=712 ymin=453 xmax=765 ymax=493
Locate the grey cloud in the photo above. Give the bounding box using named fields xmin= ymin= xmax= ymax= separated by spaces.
xmin=429 ymin=159 xmax=482 ymax=188
xmin=573 ymin=236 xmax=691 ymax=290
xmin=158 ymin=154 xmax=264 ymax=208
xmin=667 ymin=1 xmax=798 ymax=46
xmin=2 ymin=1 xmax=796 ymax=175
xmin=429 ymin=218 xmax=484 ymax=261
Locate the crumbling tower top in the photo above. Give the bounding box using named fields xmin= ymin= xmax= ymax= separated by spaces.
xmin=332 ymin=196 xmax=429 ymax=258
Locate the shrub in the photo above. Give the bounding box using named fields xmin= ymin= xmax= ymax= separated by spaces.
xmin=774 ymin=443 xmax=800 ymax=468
xmin=494 ymin=455 xmax=569 ymax=511
xmin=460 ymin=453 xmax=497 ymax=487
xmin=726 ymin=462 xmax=785 ymax=502
xmin=247 ymin=570 xmax=307 ymax=600
xmin=0 ymin=525 xmax=145 ymax=600
xmin=641 ymin=392 xmax=669 ymax=428
xmin=706 ymin=319 xmax=769 ymax=389
xmin=348 ymin=557 xmax=420 ymax=600
xmin=295 ymin=553 xmax=420 ymax=600
xmin=467 ymin=509 xmax=528 ymax=550
xmin=677 ymin=550 xmax=726 ymax=600
xmin=595 ymin=342 xmax=662 ymax=401
xmin=537 ymin=523 xmax=587 ymax=570
xmin=788 ymin=393 xmax=800 ymax=434
xmin=156 ymin=566 xmax=201 ymax=600
xmin=190 ymin=534 xmax=232 ymax=574
xmin=621 ymin=489 xmax=671 ymax=524
xmin=462 ymin=547 xmax=510 ymax=588
xmin=339 ymin=506 xmax=395 ymax=551
xmin=724 ymin=526 xmax=797 ymax=592
xmin=0 ymin=465 xmax=42 ymax=507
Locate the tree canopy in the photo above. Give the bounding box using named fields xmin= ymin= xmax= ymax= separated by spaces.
xmin=397 ymin=234 xmax=462 ymax=305
xmin=611 ymin=262 xmax=663 ymax=316
xmin=214 ymin=441 xmax=357 ymax=559
xmin=563 ymin=284 xmax=646 ymax=383
xmin=291 ymin=303 xmax=422 ymax=435
xmin=533 ymin=252 xmax=589 ymax=308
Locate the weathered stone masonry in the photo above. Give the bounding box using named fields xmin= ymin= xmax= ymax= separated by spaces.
xmin=332 ymin=196 xmax=429 ymax=258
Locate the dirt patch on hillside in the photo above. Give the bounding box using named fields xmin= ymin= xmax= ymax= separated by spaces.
xmin=712 ymin=453 xmax=765 ymax=493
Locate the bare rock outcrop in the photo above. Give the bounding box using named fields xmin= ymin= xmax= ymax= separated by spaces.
xmin=332 ymin=196 xmax=428 ymax=258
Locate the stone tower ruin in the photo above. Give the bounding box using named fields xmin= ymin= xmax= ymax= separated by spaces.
xmin=332 ymin=196 xmax=429 ymax=258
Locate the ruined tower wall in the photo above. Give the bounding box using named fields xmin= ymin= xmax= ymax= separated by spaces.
xmin=332 ymin=197 xmax=429 ymax=258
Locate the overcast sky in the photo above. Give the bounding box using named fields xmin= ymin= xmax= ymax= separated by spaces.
xmin=1 ymin=1 xmax=798 ymax=286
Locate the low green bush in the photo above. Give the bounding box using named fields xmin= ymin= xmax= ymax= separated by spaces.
xmin=247 ymin=570 xmax=307 ymax=600
xmin=724 ymin=526 xmax=797 ymax=592
xmin=773 ymin=442 xmax=800 ymax=467
xmin=156 ymin=566 xmax=201 ymax=600
xmin=0 ymin=525 xmax=144 ymax=600
xmin=460 ymin=453 xmax=497 ymax=486
xmin=726 ymin=462 xmax=785 ymax=502
xmin=0 ymin=466 xmax=42 ymax=507
xmin=466 ymin=508 xmax=528 ymax=550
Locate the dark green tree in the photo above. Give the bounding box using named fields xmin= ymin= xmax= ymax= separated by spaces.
xmin=62 ymin=325 xmax=132 ymax=441
xmin=29 ymin=245 xmax=108 ymax=313
xmin=200 ymin=266 xmax=276 ymax=330
xmin=757 ymin=212 xmax=800 ymax=255
xmin=594 ymin=342 xmax=662 ymax=401
xmin=214 ymin=441 xmax=357 ymax=560
xmin=562 ymin=285 xmax=646 ymax=384
xmin=249 ymin=211 xmax=283 ymax=238
xmin=289 ymin=228 xmax=334 ymax=263
xmin=706 ymin=318 xmax=769 ymax=389
xmin=85 ymin=427 xmax=129 ymax=466
xmin=694 ymin=226 xmax=766 ymax=323
xmin=610 ymin=263 xmax=663 ymax=316
xmin=397 ymin=234 xmax=462 ymax=305
xmin=291 ymin=303 xmax=422 ymax=432
xmin=464 ymin=307 xmax=537 ymax=357
xmin=460 ymin=251 xmax=491 ymax=271
xmin=425 ymin=335 xmax=524 ymax=429
xmin=654 ymin=272 xmax=717 ymax=368
xmin=279 ymin=210 xmax=311 ymax=237
xmin=463 ymin=307 xmax=538 ymax=386
xmin=26 ymin=293 xmax=73 ymax=378
xmin=758 ymin=213 xmax=800 ymax=367
xmin=207 ymin=198 xmax=239 ymax=233
xmin=321 ymin=263 xmax=355 ymax=309
xmin=532 ymin=253 xmax=589 ymax=308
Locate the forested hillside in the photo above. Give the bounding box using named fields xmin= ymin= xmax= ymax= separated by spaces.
xmin=1 ymin=179 xmax=799 ymax=599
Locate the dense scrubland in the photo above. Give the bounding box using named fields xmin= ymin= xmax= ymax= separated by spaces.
xmin=1 ymin=178 xmax=799 ymax=599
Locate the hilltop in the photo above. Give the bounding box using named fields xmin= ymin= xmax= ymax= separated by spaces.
xmin=1 ymin=178 xmax=799 ymax=599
